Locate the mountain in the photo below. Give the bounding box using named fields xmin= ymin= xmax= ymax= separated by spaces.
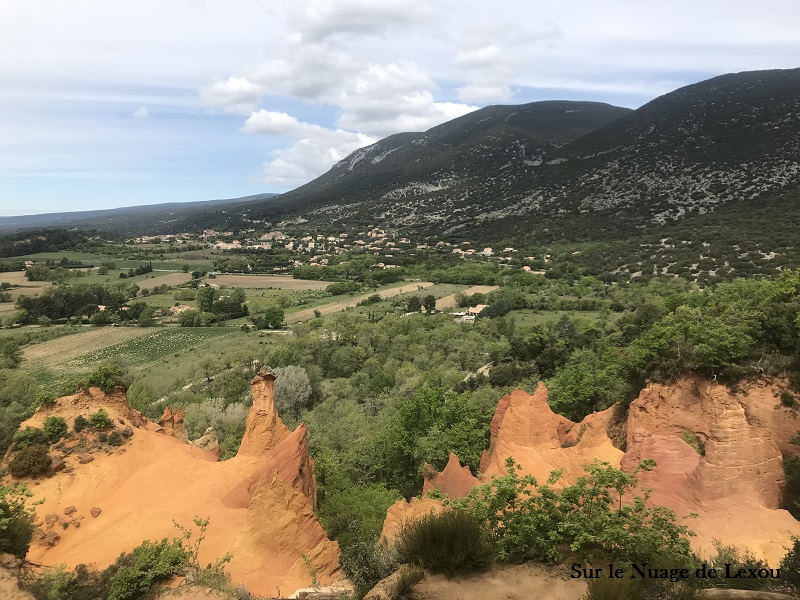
xmin=230 ymin=68 xmax=800 ymax=245
xmin=0 ymin=193 xmax=276 ymax=236
xmin=237 ymin=101 xmax=632 ymax=231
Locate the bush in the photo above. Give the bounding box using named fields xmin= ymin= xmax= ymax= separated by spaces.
xmin=89 ymin=409 xmax=113 ymax=431
xmin=0 ymin=483 xmax=37 ymax=558
xmin=392 ymin=565 xmax=424 ymax=598
xmin=9 ymin=444 xmax=52 ymax=478
xmin=583 ymin=572 xmax=699 ymax=600
xmin=73 ymin=415 xmax=89 ymax=433
xmin=397 ymin=509 xmax=493 ymax=577
xmin=87 ymin=364 xmax=126 ymax=391
xmin=339 ymin=528 xmax=397 ymax=599
xmin=44 ymin=416 xmax=68 ymax=442
xmin=780 ymin=537 xmax=800 ymax=591
xmin=107 ymin=431 xmax=123 ymax=446
xmin=453 ymin=458 xmax=694 ymax=565
xmin=107 ymin=538 xmax=189 ymax=600
xmin=13 ymin=427 xmax=50 ymax=450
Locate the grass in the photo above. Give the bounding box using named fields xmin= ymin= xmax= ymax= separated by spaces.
xmin=508 ymin=309 xmax=604 ymax=327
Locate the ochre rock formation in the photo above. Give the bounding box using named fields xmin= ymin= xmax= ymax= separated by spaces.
xmin=381 ymin=497 xmax=445 ymax=543
xmin=422 ymin=453 xmax=479 ymax=499
xmin=190 ymin=427 xmax=221 ymax=460
xmin=479 ymin=384 xmax=623 ymax=484
xmin=383 ymin=377 xmax=800 ymax=565
xmin=157 ymin=406 xmax=189 ymax=442
xmin=622 ymin=377 xmax=800 ymax=564
xmin=13 ymin=369 xmax=339 ymax=597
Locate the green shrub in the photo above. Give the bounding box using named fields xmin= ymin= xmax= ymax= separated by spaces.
xmin=107 ymin=431 xmax=123 ymax=446
xmin=9 ymin=444 xmax=52 ymax=478
xmin=781 ymin=390 xmax=797 ymax=408
xmin=338 ymin=527 xmax=397 ymax=599
xmin=706 ymin=540 xmax=774 ymax=591
xmin=780 ymin=537 xmax=800 ymax=591
xmin=681 ymin=431 xmax=706 ymax=456
xmin=453 ymin=458 xmax=694 ymax=565
xmin=583 ymin=572 xmax=699 ymax=600
xmin=73 ymin=415 xmax=89 ymax=433
xmin=13 ymin=427 xmax=49 ymax=450
xmin=44 ymin=416 xmax=68 ymax=442
xmin=397 ymin=509 xmax=493 ymax=576
xmin=392 ymin=565 xmax=424 ymax=599
xmin=107 ymin=538 xmax=189 ymax=600
xmin=87 ymin=364 xmax=125 ymax=392
xmin=89 ymin=408 xmax=113 ymax=431
xmin=0 ymin=483 xmax=37 ymax=558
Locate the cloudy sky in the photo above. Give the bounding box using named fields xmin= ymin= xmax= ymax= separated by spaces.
xmin=1 ymin=1 xmax=799 ymax=215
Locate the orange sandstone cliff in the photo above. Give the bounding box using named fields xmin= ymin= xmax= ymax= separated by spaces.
xmin=384 ymin=377 xmax=800 ymax=564
xmin=14 ymin=368 xmax=339 ymax=598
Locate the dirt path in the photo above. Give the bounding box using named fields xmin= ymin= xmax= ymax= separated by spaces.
xmin=435 ymin=285 xmax=498 ymax=311
xmin=286 ymin=282 xmax=434 ymax=323
xmin=410 ymin=563 xmax=586 ymax=600
xmin=21 ymin=327 xmax=154 ymax=367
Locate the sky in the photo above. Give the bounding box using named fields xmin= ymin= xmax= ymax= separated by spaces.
xmin=1 ymin=1 xmax=799 ymax=216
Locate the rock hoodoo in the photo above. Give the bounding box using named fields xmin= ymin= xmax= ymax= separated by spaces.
xmin=14 ymin=369 xmax=340 ymax=597
xmin=156 ymin=406 xmax=189 ymax=442
xmin=383 ymin=377 xmax=800 ymax=564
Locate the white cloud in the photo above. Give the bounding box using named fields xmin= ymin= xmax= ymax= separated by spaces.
xmin=292 ymin=0 xmax=430 ymax=42
xmin=132 ymin=106 xmax=149 ymax=118
xmin=258 ymin=129 xmax=376 ymax=188
xmin=242 ymin=110 xmax=323 ymax=136
xmin=201 ymin=76 xmax=265 ymax=114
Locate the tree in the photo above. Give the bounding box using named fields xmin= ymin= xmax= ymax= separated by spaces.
xmin=137 ymin=306 xmax=156 ymax=327
xmin=423 ymin=295 xmax=437 ymax=314
xmin=0 ymin=483 xmax=37 ymax=558
xmin=253 ymin=306 xmax=284 ymax=329
xmin=0 ymin=338 xmax=21 ymax=369
xmin=196 ymin=286 xmax=216 ymax=312
xmin=406 ymin=295 xmax=422 ymax=313
xmin=273 ymin=366 xmax=313 ymax=419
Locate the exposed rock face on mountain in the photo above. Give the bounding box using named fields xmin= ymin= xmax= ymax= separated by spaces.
xmin=162 ymin=68 xmax=800 ymax=251
xmin=384 ymin=377 xmax=800 ymax=564
xmin=12 ymin=370 xmax=339 ymax=597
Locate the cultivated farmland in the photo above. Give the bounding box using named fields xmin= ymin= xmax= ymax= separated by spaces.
xmin=138 ymin=272 xmax=192 ymax=288
xmin=285 ymin=281 xmax=434 ymax=323
xmin=212 ymin=275 xmax=334 ymax=290
xmin=21 ymin=327 xmax=156 ymax=368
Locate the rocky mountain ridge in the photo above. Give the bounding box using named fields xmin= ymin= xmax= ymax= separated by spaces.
xmin=214 ymin=68 xmax=800 ymax=246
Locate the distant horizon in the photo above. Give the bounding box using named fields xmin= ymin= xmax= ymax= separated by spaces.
xmin=2 ymin=1 xmax=799 ymax=214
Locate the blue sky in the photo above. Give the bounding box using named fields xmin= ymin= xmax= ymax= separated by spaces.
xmin=1 ymin=0 xmax=799 ymax=215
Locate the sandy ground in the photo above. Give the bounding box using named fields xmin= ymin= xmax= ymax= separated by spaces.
xmin=140 ymin=272 xmax=193 ymax=288
xmin=435 ymin=285 xmax=499 ymax=311
xmin=410 ymin=563 xmax=586 ymax=600
xmin=212 ymin=275 xmax=334 ymax=290
xmin=0 ymin=568 xmax=34 ymax=600
xmin=285 ymin=282 xmax=434 ymax=323
xmin=21 ymin=326 xmax=154 ymax=366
